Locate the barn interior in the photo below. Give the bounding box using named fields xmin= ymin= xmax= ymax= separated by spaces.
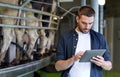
xmin=0 ymin=0 xmax=120 ymax=77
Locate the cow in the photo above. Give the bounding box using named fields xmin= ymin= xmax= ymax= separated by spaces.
xmin=12 ymin=1 xmax=40 ymax=64
xmin=25 ymin=3 xmax=39 ymax=60
xmin=0 ymin=0 xmax=19 ymax=65
xmin=41 ymin=0 xmax=57 ymax=55
xmin=32 ymin=0 xmax=57 ymax=55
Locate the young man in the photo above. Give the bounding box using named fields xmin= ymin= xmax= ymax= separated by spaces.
xmin=55 ymin=6 xmax=112 ymax=77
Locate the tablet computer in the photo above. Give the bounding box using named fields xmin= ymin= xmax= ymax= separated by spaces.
xmin=79 ymin=49 xmax=106 ymax=62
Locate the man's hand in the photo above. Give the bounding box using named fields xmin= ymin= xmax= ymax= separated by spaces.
xmin=90 ymin=56 xmax=104 ymax=66
xmin=73 ymin=51 xmax=84 ymax=61
xmin=90 ymin=55 xmax=112 ymax=70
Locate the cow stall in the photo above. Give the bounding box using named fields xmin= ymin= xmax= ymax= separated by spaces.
xmin=0 ymin=0 xmax=60 ymax=77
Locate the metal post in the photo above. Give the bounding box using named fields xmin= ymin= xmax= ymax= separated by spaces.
xmin=81 ymin=0 xmax=86 ymax=6
xmin=91 ymin=0 xmax=99 ymax=32
xmin=99 ymin=5 xmax=104 ymax=34
xmin=73 ymin=15 xmax=76 ymax=28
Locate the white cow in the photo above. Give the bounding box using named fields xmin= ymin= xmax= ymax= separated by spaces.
xmin=25 ymin=3 xmax=39 ymax=59
xmin=12 ymin=2 xmax=39 ymax=64
xmin=0 ymin=0 xmax=19 ymax=65
xmin=39 ymin=0 xmax=57 ymax=55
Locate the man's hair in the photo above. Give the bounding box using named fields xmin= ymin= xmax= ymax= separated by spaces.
xmin=77 ymin=6 xmax=95 ymax=18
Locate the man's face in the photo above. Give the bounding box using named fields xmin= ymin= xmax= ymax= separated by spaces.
xmin=76 ymin=15 xmax=94 ymax=33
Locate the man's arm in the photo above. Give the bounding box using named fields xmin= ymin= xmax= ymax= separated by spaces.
xmin=55 ymin=56 xmax=75 ymax=71
xmin=55 ymin=51 xmax=84 ymax=71
xmin=101 ymin=61 xmax=112 ymax=70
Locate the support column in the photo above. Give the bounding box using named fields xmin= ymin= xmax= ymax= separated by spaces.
xmin=99 ymin=5 xmax=104 ymax=34
xmin=81 ymin=0 xmax=86 ymax=6
xmin=91 ymin=0 xmax=99 ymax=32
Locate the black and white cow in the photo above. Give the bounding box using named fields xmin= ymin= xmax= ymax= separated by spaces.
xmin=31 ymin=0 xmax=57 ymax=55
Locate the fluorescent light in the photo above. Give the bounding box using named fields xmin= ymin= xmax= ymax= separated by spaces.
xmin=59 ymin=0 xmax=74 ymax=2
xmin=98 ymin=0 xmax=105 ymax=5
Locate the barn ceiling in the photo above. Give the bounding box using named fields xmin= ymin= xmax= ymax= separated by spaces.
xmin=58 ymin=0 xmax=120 ymax=17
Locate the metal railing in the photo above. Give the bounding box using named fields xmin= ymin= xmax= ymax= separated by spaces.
xmin=0 ymin=1 xmax=60 ymax=30
xmin=0 ymin=55 xmax=53 ymax=77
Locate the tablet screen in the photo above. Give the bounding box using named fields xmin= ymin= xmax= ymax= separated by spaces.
xmin=79 ymin=49 xmax=106 ymax=62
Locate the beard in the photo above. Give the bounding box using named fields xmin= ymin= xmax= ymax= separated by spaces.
xmin=77 ymin=26 xmax=90 ymax=34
